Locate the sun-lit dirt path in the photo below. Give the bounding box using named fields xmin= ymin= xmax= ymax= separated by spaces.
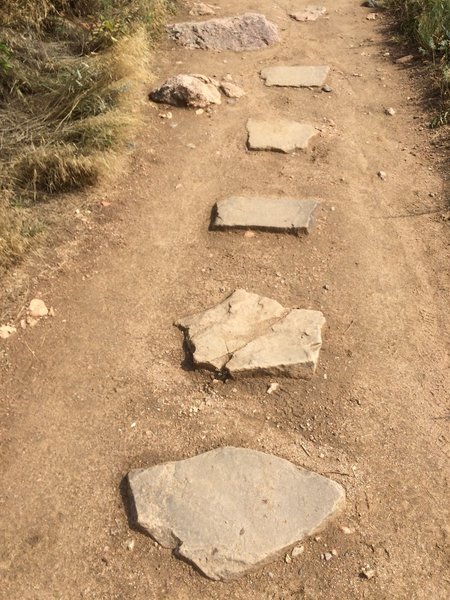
xmin=1 ymin=1 xmax=449 ymax=598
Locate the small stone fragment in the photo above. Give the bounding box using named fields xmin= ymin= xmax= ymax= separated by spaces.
xmin=377 ymin=170 xmax=387 ymax=180
xmin=360 ymin=565 xmax=376 ymax=579
xmin=385 ymin=107 xmax=396 ymax=116
xmin=285 ymin=553 xmax=292 ymax=563
xmin=168 ymin=14 xmax=279 ymax=51
xmin=220 ymin=81 xmax=246 ymax=98
xmin=261 ymin=65 xmax=329 ymax=88
xmin=292 ymin=545 xmax=305 ymax=557
xmin=29 ymin=298 xmax=48 ymax=318
xmin=150 ymin=74 xmax=222 ymax=108
xmin=213 ymin=196 xmax=320 ymax=235
xmin=247 ymin=119 xmax=318 ymax=153
xmin=366 ymin=13 xmax=377 ymax=20
xmin=340 ymin=525 xmax=355 ymax=535
xmin=322 ymin=84 xmax=332 ymax=93
xmin=267 ymin=382 xmax=279 ymax=394
xmin=289 ymin=6 xmax=327 ymax=22
xmin=395 ymin=54 xmax=414 ymax=64
xmin=0 ymin=325 xmax=17 ymax=339
xmin=323 ymin=552 xmax=333 ymax=561
xmin=127 ymin=447 xmax=345 ymax=580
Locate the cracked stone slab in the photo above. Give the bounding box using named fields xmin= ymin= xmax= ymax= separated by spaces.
xmin=175 ymin=289 xmax=325 ymax=378
xmin=168 ymin=13 xmax=279 ymax=51
xmin=289 ymin=6 xmax=327 ymax=21
xmin=261 ymin=65 xmax=330 ymax=87
xmin=247 ymin=118 xmax=318 ymax=153
xmin=128 ymin=447 xmax=345 ymax=580
xmin=212 ymin=196 xmax=319 ymax=234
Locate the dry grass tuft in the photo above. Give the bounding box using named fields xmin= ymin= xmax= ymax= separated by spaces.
xmin=0 ymin=0 xmax=175 ymax=275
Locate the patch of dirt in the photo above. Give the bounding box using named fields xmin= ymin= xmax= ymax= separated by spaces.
xmin=1 ymin=1 xmax=449 ymax=599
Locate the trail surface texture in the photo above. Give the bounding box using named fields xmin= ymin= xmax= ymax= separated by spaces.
xmin=1 ymin=1 xmax=449 ymax=599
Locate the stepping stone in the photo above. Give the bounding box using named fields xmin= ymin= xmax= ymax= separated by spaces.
xmin=247 ymin=118 xmax=318 ymax=153
xmin=150 ymin=74 xmax=222 ymax=108
xmin=168 ymin=13 xmax=279 ymax=51
xmin=212 ymin=196 xmax=319 ymax=234
xmin=290 ymin=6 xmax=327 ymax=21
xmin=128 ymin=447 xmax=345 ymax=580
xmin=261 ymin=65 xmax=330 ymax=88
xmin=175 ymin=289 xmax=325 ymax=378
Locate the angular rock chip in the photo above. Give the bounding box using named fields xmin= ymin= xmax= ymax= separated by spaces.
xmin=212 ymin=196 xmax=319 ymax=234
xmin=128 ymin=447 xmax=345 ymax=580
xmin=150 ymin=74 xmax=222 ymax=108
xmin=290 ymin=6 xmax=327 ymax=22
xmin=220 ymin=81 xmax=246 ymax=98
xmin=175 ymin=289 xmax=287 ymax=371
xmin=175 ymin=289 xmax=325 ymax=378
xmin=261 ymin=65 xmax=330 ymax=88
xmin=247 ymin=118 xmax=318 ymax=153
xmin=168 ymin=13 xmax=279 ymax=51
xmin=227 ymin=309 xmax=325 ymax=378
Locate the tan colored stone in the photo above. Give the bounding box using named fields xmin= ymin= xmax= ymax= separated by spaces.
xmin=261 ymin=65 xmax=329 ymax=88
xmin=247 ymin=118 xmax=318 ymax=153
xmin=289 ymin=6 xmax=327 ymax=22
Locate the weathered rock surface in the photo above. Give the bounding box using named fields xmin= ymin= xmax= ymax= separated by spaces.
xmin=261 ymin=65 xmax=330 ymax=88
xmin=220 ymin=81 xmax=246 ymax=98
xmin=150 ymin=74 xmax=222 ymax=108
xmin=227 ymin=309 xmax=326 ymax=378
xmin=128 ymin=447 xmax=345 ymax=580
xmin=175 ymin=289 xmax=325 ymax=378
xmin=289 ymin=6 xmax=327 ymax=22
xmin=247 ymin=119 xmax=318 ymax=153
xmin=213 ymin=196 xmax=319 ymax=234
xmin=168 ymin=14 xmax=279 ymax=51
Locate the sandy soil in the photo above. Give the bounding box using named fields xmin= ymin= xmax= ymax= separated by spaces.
xmin=1 ymin=1 xmax=449 ymax=599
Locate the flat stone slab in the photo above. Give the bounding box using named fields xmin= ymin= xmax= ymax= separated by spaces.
xmin=261 ymin=65 xmax=330 ymax=87
xmin=212 ymin=196 xmax=319 ymax=234
xmin=290 ymin=6 xmax=327 ymax=21
xmin=168 ymin=13 xmax=279 ymax=51
xmin=175 ymin=289 xmax=325 ymax=378
xmin=247 ymin=118 xmax=318 ymax=153
xmin=128 ymin=447 xmax=345 ymax=580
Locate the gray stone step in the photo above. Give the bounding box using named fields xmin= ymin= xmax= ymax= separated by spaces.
xmin=247 ymin=118 xmax=318 ymax=153
xmin=212 ymin=196 xmax=319 ymax=234
xmin=261 ymin=65 xmax=330 ymax=88
xmin=175 ymin=289 xmax=325 ymax=378
xmin=168 ymin=13 xmax=279 ymax=51
xmin=128 ymin=447 xmax=345 ymax=580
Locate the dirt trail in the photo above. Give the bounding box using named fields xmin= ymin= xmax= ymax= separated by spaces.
xmin=1 ymin=1 xmax=449 ymax=599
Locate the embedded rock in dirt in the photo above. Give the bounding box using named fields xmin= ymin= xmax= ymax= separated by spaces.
xmin=212 ymin=196 xmax=319 ymax=234
xmin=28 ymin=298 xmax=49 ymax=318
xmin=220 ymin=81 xmax=246 ymax=98
xmin=261 ymin=65 xmax=330 ymax=88
xmin=168 ymin=14 xmax=279 ymax=51
xmin=290 ymin=6 xmax=327 ymax=22
xmin=175 ymin=289 xmax=325 ymax=378
xmin=247 ymin=119 xmax=318 ymax=153
xmin=175 ymin=289 xmax=287 ymax=371
xmin=150 ymin=74 xmax=222 ymax=108
xmin=128 ymin=447 xmax=345 ymax=580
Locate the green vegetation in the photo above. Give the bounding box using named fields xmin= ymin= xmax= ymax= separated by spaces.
xmin=387 ymin=0 xmax=450 ymax=126
xmin=0 ymin=0 xmax=174 ymax=275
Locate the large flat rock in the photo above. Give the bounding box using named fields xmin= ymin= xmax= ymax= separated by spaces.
xmin=212 ymin=196 xmax=319 ymax=234
xmin=289 ymin=6 xmax=327 ymax=22
xmin=175 ymin=289 xmax=325 ymax=378
xmin=247 ymin=119 xmax=318 ymax=153
xmin=168 ymin=13 xmax=279 ymax=51
xmin=261 ymin=65 xmax=330 ymax=87
xmin=128 ymin=447 xmax=345 ymax=580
